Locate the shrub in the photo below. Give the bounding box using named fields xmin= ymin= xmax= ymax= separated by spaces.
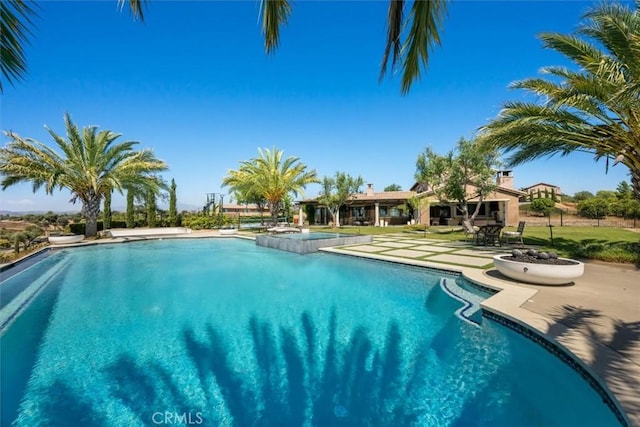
xmin=181 ymin=213 xmax=233 ymax=230
xmin=530 ymin=198 xmax=555 ymax=216
xmin=577 ymin=198 xmax=609 ymax=219
xmin=69 ymin=220 xmax=127 ymax=235
xmin=573 ymin=241 xmax=640 ymax=264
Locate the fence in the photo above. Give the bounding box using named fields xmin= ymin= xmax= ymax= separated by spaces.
xmin=521 ymin=211 xmax=638 ymax=228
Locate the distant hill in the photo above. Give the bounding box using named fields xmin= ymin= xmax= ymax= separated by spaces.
xmin=1 ymin=202 xmax=202 ymax=216
xmin=0 ymin=210 xmax=79 ymax=216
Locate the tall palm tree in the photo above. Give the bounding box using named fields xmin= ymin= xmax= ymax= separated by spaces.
xmin=0 ymin=113 xmax=168 ymax=236
xmin=222 ymin=147 xmax=319 ymax=224
xmin=479 ymin=1 xmax=640 ymax=200
xmin=1 ymin=0 xmax=447 ymax=95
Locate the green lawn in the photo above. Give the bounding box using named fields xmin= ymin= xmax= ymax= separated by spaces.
xmin=312 ymin=224 xmax=640 ymax=264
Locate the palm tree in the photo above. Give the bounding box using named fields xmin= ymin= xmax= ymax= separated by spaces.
xmin=479 ymin=1 xmax=640 ymax=200
xmin=0 ymin=113 xmax=168 ymax=237
xmin=1 ymin=0 xmax=447 ymax=95
xmin=222 ymin=147 xmax=319 ymax=225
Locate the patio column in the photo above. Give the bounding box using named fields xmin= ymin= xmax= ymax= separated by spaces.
xmin=298 ymin=205 xmax=304 ymax=226
xmin=375 ymin=202 xmax=380 ymax=226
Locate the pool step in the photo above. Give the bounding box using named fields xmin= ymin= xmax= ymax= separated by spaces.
xmin=439 ymin=278 xmax=483 ymax=326
xmin=0 ymin=253 xmax=71 ymax=333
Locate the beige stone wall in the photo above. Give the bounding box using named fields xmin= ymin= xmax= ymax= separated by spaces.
xmin=415 ymin=190 xmax=523 ymax=227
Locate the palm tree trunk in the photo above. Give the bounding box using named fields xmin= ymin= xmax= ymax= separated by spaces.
xmin=82 ymin=195 xmax=102 ymax=237
xmin=103 ymin=190 xmax=112 ymax=229
xmin=269 ymin=201 xmax=279 ymax=225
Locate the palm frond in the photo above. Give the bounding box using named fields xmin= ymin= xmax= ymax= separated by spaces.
xmin=539 ymin=33 xmax=605 ymax=71
xmin=260 ymin=0 xmax=292 ymax=54
xmin=379 ymin=0 xmax=404 ymax=82
xmin=0 ymin=0 xmax=38 ymax=92
xmin=399 ymin=0 xmax=447 ymax=95
xmin=117 ymin=0 xmax=146 ymax=21
xmin=480 ymin=1 xmax=640 ymax=200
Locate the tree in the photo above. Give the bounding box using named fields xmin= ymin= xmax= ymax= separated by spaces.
xmin=233 ymin=188 xmax=268 ymax=225
xmin=407 ymin=195 xmax=428 ymax=223
xmin=146 ymin=189 xmax=156 ymax=227
xmin=550 ymin=188 xmax=557 ymax=202
xmin=596 ymin=190 xmax=618 ymax=208
xmin=616 ymin=180 xmax=633 ymax=199
xmin=530 ymin=197 xmax=555 ymax=217
xmin=0 ymin=114 xmax=167 ymax=237
xmin=1 ymin=0 xmax=448 ymax=95
xmin=415 ymin=137 xmax=500 ymax=223
xmin=479 ymin=2 xmax=640 ymax=201
xmin=221 ymin=147 xmax=319 ymax=225
xmin=317 ymin=172 xmax=364 ymax=227
xmin=126 ymin=188 xmax=135 ymax=228
xmin=168 ymin=178 xmax=178 ymax=226
xmin=573 ymin=191 xmax=594 ymax=202
xmin=384 ymin=184 xmax=402 ymax=192
xmin=103 ymin=189 xmax=112 ymax=229
xmin=578 ymin=197 xmax=610 ymax=219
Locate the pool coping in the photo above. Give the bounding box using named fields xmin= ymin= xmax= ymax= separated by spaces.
xmin=1 ymin=233 xmax=636 ymax=426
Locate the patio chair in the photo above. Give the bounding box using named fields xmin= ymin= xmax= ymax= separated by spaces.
xmin=476 ymin=224 xmax=504 ymax=246
xmin=502 ymin=221 xmax=526 ymax=246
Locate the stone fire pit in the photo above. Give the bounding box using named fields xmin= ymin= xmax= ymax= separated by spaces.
xmin=493 ymin=249 xmax=584 ymax=285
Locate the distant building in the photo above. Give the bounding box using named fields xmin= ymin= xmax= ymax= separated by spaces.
xmin=521 ymin=182 xmax=562 ymax=202
xmin=222 ymin=203 xmax=269 ymax=216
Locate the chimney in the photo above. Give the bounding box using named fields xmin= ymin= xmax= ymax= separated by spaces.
xmin=496 ymin=170 xmax=514 ymax=189
xmin=366 ymin=183 xmax=374 ymax=196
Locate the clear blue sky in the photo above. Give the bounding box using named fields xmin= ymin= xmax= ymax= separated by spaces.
xmin=1 ymin=0 xmax=631 ymax=212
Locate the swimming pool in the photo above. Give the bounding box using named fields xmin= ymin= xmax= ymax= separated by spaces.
xmin=0 ymin=238 xmax=624 ymax=426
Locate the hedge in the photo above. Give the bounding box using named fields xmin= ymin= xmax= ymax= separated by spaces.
xmin=69 ymin=220 xmax=128 ymax=235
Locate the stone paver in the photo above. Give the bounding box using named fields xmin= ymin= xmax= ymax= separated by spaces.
xmin=344 ymin=245 xmax=387 ymax=253
xmin=382 ymin=248 xmax=435 ymax=258
xmin=398 ymin=239 xmax=441 ymax=244
xmin=371 ymin=241 xmax=416 ymax=248
xmin=412 ymin=244 xmax=454 ymax=253
xmin=455 ymin=249 xmax=500 ymax=258
xmin=427 ymin=253 xmax=494 ymax=267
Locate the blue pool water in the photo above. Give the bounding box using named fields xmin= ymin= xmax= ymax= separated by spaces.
xmin=0 ymin=239 xmax=622 ymax=426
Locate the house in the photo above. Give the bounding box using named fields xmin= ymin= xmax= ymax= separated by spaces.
xmin=298 ymin=170 xmax=526 ymax=227
xmin=411 ymin=170 xmax=526 ymax=227
xmin=299 ymin=184 xmax=416 ymax=226
xmin=521 ymin=182 xmax=562 ymax=202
